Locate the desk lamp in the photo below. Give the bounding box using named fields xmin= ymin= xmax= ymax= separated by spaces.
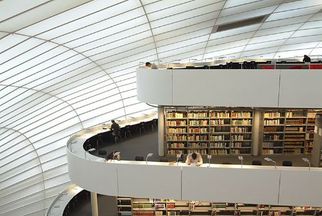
xmin=207 ymin=154 xmax=212 ymax=167
xmin=238 ymin=156 xmax=244 ymax=168
xmin=264 ymin=157 xmax=276 ymax=168
xmin=146 ymin=153 xmax=153 ymax=164
xmin=302 ymin=158 xmax=311 ymax=171
xmin=176 ymin=153 xmax=183 ymax=166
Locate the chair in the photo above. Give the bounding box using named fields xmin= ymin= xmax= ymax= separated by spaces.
xmin=159 ymin=158 xmax=169 ymax=162
xmin=282 ymin=160 xmax=292 ymax=166
xmin=98 ymin=150 xmax=107 ymax=157
xmin=135 ymin=156 xmax=144 ymax=161
xmin=252 ymin=160 xmax=262 ymax=165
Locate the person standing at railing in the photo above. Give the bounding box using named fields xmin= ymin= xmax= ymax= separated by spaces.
xmin=110 ymin=120 xmax=121 ymax=143
xmin=303 ymin=55 xmax=311 ymax=63
xmin=145 ymin=62 xmax=158 ymax=69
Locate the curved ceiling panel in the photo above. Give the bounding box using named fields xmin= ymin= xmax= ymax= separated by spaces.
xmin=1 ymin=0 xmax=322 ymax=215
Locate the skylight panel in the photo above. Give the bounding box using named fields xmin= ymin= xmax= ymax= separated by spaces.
xmin=292 ymin=28 xmax=322 ymax=37
xmin=154 ymin=20 xmax=214 ymax=42
xmin=224 ymin=0 xmax=260 ymax=8
xmin=278 ymin=42 xmax=318 ymax=51
xmin=152 ymin=12 xmax=219 ymax=35
xmin=275 ymin=0 xmax=322 ymax=12
xmin=151 ymin=6 xmax=219 ymax=28
xmin=158 ymin=35 xmax=209 ymax=53
xmin=18 ymin=0 xmax=126 ymax=35
xmin=144 ymin=0 xmax=193 ymax=13
xmin=38 ymin=1 xmax=142 ymax=40
xmin=148 ymin=0 xmax=224 ymax=22
xmin=267 ymin=7 xmax=321 ymax=21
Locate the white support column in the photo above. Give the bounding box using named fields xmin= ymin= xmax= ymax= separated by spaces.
xmin=158 ymin=106 xmax=165 ymax=156
xmin=90 ymin=192 xmax=99 ymax=216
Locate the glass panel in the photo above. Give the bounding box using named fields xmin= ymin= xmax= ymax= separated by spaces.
xmin=279 ymin=42 xmax=318 ymax=51
xmin=286 ymin=35 xmax=322 ymax=44
xmin=222 ymin=1 xmax=278 ymax=17
xmin=78 ymin=31 xmax=152 ymax=55
xmin=244 ymin=40 xmax=284 ymax=51
xmin=0 ymin=38 xmax=43 ymax=65
xmin=19 ymin=0 xmax=128 ymax=35
xmin=158 ymin=35 xmax=209 ymax=53
xmin=248 ymin=32 xmax=293 ymax=44
xmin=204 ymin=46 xmax=245 ymax=59
xmin=155 ymin=20 xmax=214 ymax=42
xmin=82 ymin=108 xmax=126 ymax=128
xmin=148 ymin=0 xmax=221 ymax=21
xmin=144 ymin=0 xmax=192 ymax=13
xmin=0 ymin=34 xmax=26 ymax=53
xmin=276 ymin=0 xmax=322 ymax=12
xmin=240 ymin=47 xmax=279 ymax=58
xmin=292 ymin=28 xmax=322 ymax=37
xmin=207 ymin=39 xmax=249 ymax=53
xmin=267 ymin=7 xmax=321 ymax=21
xmin=65 ymin=22 xmax=150 ymax=50
xmin=262 ymin=15 xmax=310 ymax=29
xmin=153 ymin=12 xmax=219 ymax=35
xmin=224 ymin=0 xmax=261 ymax=8
xmin=274 ymin=49 xmax=312 ymax=58
xmin=255 ymin=23 xmax=301 ymax=37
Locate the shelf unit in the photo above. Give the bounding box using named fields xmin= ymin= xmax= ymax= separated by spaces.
xmin=165 ymin=108 xmax=254 ymax=156
xmin=117 ymin=197 xmax=322 ymax=216
xmin=262 ymin=110 xmax=317 ymax=155
xmin=117 ymin=197 xmax=132 ymax=216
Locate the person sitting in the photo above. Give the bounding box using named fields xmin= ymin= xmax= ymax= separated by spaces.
xmin=303 ymin=55 xmax=311 ymax=63
xmin=106 ymin=151 xmax=121 ymax=161
xmin=110 ymin=120 xmax=121 ymax=143
xmin=185 ymin=152 xmax=203 ymax=166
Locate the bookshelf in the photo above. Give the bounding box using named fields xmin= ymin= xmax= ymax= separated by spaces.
xmin=117 ymin=197 xmax=322 ymax=216
xmin=165 ymin=108 xmax=254 ymax=156
xmin=262 ymin=110 xmax=317 ymax=155
xmin=117 ymin=197 xmax=132 ymax=216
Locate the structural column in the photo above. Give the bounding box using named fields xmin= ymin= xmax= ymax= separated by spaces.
xmin=252 ymin=111 xmax=263 ymax=156
xmin=312 ymin=115 xmax=322 ymax=167
xmin=158 ymin=106 xmax=165 ymax=156
xmin=91 ymin=192 xmax=99 ymax=216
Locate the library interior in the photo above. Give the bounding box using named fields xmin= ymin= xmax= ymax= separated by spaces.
xmin=1 ymin=1 xmax=322 ymax=216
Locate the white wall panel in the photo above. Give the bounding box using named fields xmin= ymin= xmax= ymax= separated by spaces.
xmin=279 ymin=70 xmax=322 ymax=108
xmin=172 ymin=69 xmax=279 ymax=107
xmin=182 ymin=166 xmax=280 ymax=204
xmin=137 ymin=69 xmax=173 ymax=105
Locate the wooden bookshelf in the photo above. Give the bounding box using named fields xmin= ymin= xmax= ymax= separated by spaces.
xmin=262 ymin=109 xmax=318 ymax=155
xmin=117 ymin=197 xmax=322 ymax=216
xmin=165 ymin=108 xmax=254 ymax=156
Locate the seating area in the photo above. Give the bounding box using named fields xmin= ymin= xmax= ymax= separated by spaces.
xmin=83 ymin=119 xmax=158 ymax=154
xmin=168 ymin=61 xmax=322 ymax=70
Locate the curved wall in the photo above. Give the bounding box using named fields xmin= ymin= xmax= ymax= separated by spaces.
xmin=67 ymin=124 xmax=322 ymax=207
xmin=137 ymin=69 xmax=322 ymax=108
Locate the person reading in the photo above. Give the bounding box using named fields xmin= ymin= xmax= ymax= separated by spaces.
xmin=185 ymin=152 xmax=203 ymax=166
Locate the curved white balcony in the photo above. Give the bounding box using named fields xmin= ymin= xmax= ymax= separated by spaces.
xmin=136 ymin=68 xmax=322 ymax=108
xmin=67 ymin=117 xmax=322 ymax=207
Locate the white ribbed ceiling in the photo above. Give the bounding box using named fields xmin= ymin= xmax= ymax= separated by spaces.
xmin=1 ymin=0 xmax=322 ymax=215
